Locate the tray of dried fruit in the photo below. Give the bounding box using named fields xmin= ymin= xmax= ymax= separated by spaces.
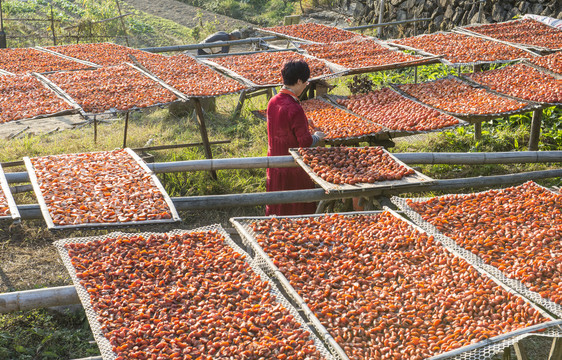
xmin=0 ymin=74 xmax=80 ymax=125
xmin=461 ymin=63 xmax=562 ymax=106
xmin=258 ymin=23 xmax=366 ymax=44
xmin=325 ymin=90 xmax=469 ymax=137
xmin=289 ymin=146 xmax=433 ymax=194
xmin=24 ymin=148 xmax=180 ymax=230
xmin=392 ymin=76 xmax=540 ymax=122
xmin=301 ymin=98 xmax=391 ymax=145
xmin=200 ymin=50 xmax=346 ymax=88
xmin=526 ymin=51 xmax=562 ymax=76
xmin=129 ymin=53 xmax=250 ymax=99
xmin=0 ymin=163 xmax=20 ymax=223
xmin=460 ymin=18 xmax=562 ymax=53
xmin=387 ymin=31 xmax=537 ymax=66
xmin=392 ymin=181 xmax=562 ymax=320
xmin=54 ymin=225 xmax=337 ymax=360
xmin=296 ymin=37 xmax=441 ymax=75
xmin=41 ymin=63 xmax=180 ymax=116
xmin=231 ymin=210 xmax=562 ymax=360
xmin=45 ymin=42 xmax=166 ymax=67
xmin=0 ymin=47 xmax=98 ymax=75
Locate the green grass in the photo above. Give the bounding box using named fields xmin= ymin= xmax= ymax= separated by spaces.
xmin=0 ymin=309 xmax=98 ymax=359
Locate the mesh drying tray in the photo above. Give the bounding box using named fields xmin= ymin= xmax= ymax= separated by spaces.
xmin=391 ymin=187 xmax=562 ymax=320
xmin=458 ymin=19 xmax=562 ymax=53
xmin=386 ymin=31 xmax=537 ymax=67
xmin=460 ymin=64 xmax=562 ymax=107
xmin=53 ymin=225 xmax=336 ymax=360
xmin=0 ymin=163 xmax=20 ymax=223
xmin=289 ymin=147 xmax=434 ymax=194
xmin=24 ymin=148 xmax=180 ymax=230
xmin=231 ymin=210 xmax=562 ymax=360
xmin=128 ymin=54 xmax=251 ymax=100
xmin=257 ymin=26 xmax=366 ymax=45
xmin=200 ymin=51 xmax=348 ymax=89
xmin=294 ymin=39 xmax=441 ymax=75
xmin=325 ymin=92 xmax=469 ymax=138
xmin=391 ymin=76 xmax=540 ymax=122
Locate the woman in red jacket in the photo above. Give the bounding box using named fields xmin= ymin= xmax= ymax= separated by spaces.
xmin=266 ymin=60 xmax=325 ymax=216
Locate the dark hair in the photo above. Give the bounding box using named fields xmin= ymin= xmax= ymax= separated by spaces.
xmin=281 ymin=60 xmax=310 ymax=86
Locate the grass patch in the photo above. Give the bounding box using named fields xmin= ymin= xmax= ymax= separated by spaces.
xmin=0 ymin=309 xmax=98 ymax=359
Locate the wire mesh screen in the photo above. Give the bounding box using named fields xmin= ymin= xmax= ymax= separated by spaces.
xmin=231 ymin=211 xmax=562 ymax=360
xmin=54 ymin=225 xmax=335 ymax=360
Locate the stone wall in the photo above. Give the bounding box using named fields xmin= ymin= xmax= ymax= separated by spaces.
xmin=335 ymin=0 xmax=562 ymax=38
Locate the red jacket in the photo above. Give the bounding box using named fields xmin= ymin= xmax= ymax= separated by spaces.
xmin=266 ymin=92 xmax=317 ymax=216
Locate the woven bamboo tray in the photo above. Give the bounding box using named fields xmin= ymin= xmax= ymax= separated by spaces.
xmin=53 ymin=225 xmax=336 ymax=360
xmin=231 ymin=210 xmax=562 ymax=360
xmin=289 ymin=147 xmax=434 ymax=194
xmin=24 ymin=148 xmax=180 ymax=230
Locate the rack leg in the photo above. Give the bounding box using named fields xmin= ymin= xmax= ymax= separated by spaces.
xmin=123 ymin=112 xmax=129 ymax=148
xmin=474 ymin=121 xmax=482 ymax=141
xmin=548 ymin=338 xmax=562 ymax=360
xmin=503 ymin=347 xmax=511 ymax=360
xmin=193 ymin=98 xmax=217 ymax=180
xmin=513 ymin=342 xmax=528 ymax=360
xmin=94 ymin=117 xmax=97 ymax=144
xmin=528 ymin=109 xmax=542 ymax=151
xmin=234 ymin=90 xmax=247 ymax=117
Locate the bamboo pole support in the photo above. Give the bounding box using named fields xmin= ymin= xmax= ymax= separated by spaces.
xmin=114 ymin=0 xmax=129 ymax=47
xmin=513 ymin=342 xmax=529 ymax=360
xmin=93 ymin=117 xmax=97 ymax=144
xmin=50 ymin=5 xmax=56 ymax=46
xmin=0 ymin=286 xmax=79 ymax=314
xmin=122 ymin=111 xmax=129 ymax=148
xmin=529 ymin=109 xmax=542 ymax=151
xmin=474 ymin=120 xmax=482 ymax=141
xmin=549 ymin=338 xmax=562 ymax=360
xmin=192 ymin=98 xmax=217 ymax=180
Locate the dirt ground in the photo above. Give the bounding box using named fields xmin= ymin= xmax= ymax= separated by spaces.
xmin=122 ymin=0 xmax=252 ymax=30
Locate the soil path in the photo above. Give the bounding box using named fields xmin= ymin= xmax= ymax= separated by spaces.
xmin=121 ymin=0 xmax=253 ymax=30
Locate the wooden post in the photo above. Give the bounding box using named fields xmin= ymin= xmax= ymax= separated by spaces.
xmin=234 ymin=90 xmax=247 ymax=117
xmin=93 ymin=117 xmax=97 ymax=143
xmin=503 ymin=347 xmax=511 ymax=360
xmin=193 ymin=98 xmax=217 ymax=179
xmin=548 ymin=338 xmax=562 ymax=360
xmin=122 ymin=111 xmax=129 ymax=148
xmin=473 ymin=64 xmax=482 ymax=72
xmin=474 ymin=121 xmax=482 ymax=141
xmin=114 ymin=0 xmax=129 ymax=47
xmin=50 ymin=5 xmax=57 ymax=46
xmin=528 ymin=109 xmax=542 ymax=151
xmin=513 ymin=342 xmax=528 ymax=360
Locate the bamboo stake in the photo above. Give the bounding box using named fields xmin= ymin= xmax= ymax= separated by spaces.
xmin=122 ymin=111 xmax=129 ymax=148
xmin=192 ymin=99 xmax=217 ymax=180
xmin=0 ymin=286 xmax=79 ymax=313
xmin=5 ymin=151 xmax=562 ymax=184
xmin=114 ymin=0 xmax=129 ymax=47
xmin=528 ymin=109 xmax=542 ymax=151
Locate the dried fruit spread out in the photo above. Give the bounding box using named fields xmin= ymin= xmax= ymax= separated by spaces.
xmin=301 ymin=99 xmax=383 ymax=140
xmin=249 ymin=212 xmax=548 ymax=360
xmin=465 ymin=19 xmax=562 ymax=50
xmin=298 ymin=146 xmax=414 ymax=185
xmin=261 ymin=23 xmax=364 ymax=43
xmin=398 ymin=77 xmax=528 ymax=115
xmin=212 ymin=51 xmax=331 ymax=85
xmin=337 ymin=88 xmax=460 ymax=131
xmin=0 ymin=187 xmax=9 ymax=217
xmin=47 ymin=42 xmax=165 ymax=67
xmin=468 ymin=64 xmax=562 ymax=104
xmin=0 ymin=47 xmax=88 ymax=74
xmin=46 ymin=64 xmax=177 ymax=113
xmin=300 ymin=38 xmax=421 ymax=69
xmin=138 ymin=54 xmax=245 ymax=96
xmin=528 ymin=51 xmax=562 ymax=75
xmin=390 ymin=32 xmax=531 ymax=64
xmin=31 ymin=149 xmax=172 ymax=226
xmin=405 ymin=181 xmax=562 ymax=306
xmin=64 ymin=231 xmax=326 ymax=360
xmin=0 ymin=75 xmax=74 ymax=123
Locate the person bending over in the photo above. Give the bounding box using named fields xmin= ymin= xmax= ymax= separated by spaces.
xmin=197 ymin=30 xmax=242 ymax=55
